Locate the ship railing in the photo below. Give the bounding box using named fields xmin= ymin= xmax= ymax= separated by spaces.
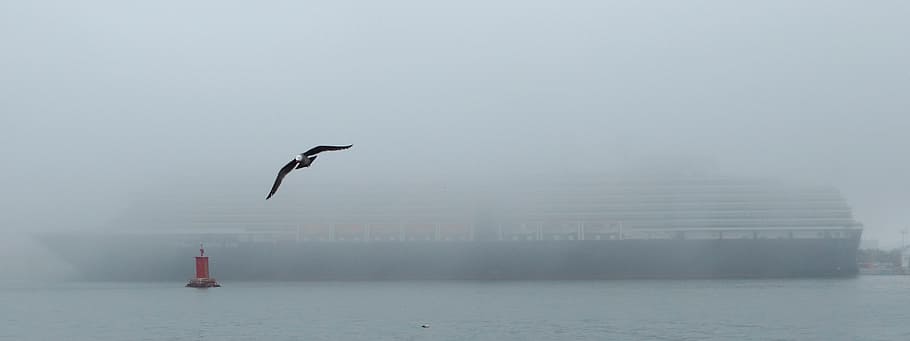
xmin=115 ymin=224 xmax=861 ymax=244
xmin=496 ymin=221 xmax=862 ymax=241
xmin=286 ymin=222 xmax=477 ymax=242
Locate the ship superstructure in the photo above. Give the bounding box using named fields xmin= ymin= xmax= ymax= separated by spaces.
xmin=39 ymin=174 xmax=863 ymax=280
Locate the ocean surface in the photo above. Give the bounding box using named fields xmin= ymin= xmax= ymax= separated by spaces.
xmin=2 ymin=277 xmax=909 ymax=340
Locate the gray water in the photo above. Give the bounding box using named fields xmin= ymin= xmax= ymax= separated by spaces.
xmin=2 ymin=277 xmax=909 ymax=340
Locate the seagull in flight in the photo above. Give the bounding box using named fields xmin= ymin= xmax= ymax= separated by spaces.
xmin=266 ymin=145 xmax=352 ymax=200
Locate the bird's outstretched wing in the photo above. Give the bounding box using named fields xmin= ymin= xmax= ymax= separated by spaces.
xmin=266 ymin=159 xmax=299 ymax=199
xmin=303 ymin=144 xmax=353 ymax=156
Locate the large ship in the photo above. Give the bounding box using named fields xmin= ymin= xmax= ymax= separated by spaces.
xmin=38 ymin=174 xmax=863 ymax=281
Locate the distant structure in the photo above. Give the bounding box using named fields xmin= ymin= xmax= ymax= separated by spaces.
xmin=859 ymin=239 xmax=880 ymax=250
xmin=41 ymin=173 xmax=867 ymax=281
xmin=901 ymin=245 xmax=910 ymax=274
xmin=186 ymin=243 xmax=220 ymax=288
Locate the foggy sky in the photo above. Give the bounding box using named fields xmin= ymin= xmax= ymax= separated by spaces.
xmin=2 ymin=0 xmax=909 ymax=250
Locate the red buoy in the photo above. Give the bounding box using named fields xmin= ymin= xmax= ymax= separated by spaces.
xmin=186 ymin=243 xmax=220 ymax=288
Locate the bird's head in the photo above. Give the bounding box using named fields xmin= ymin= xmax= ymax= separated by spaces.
xmin=294 ymin=154 xmax=304 ymax=162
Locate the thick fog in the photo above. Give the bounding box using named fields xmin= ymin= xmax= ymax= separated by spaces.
xmin=2 ymin=0 xmax=909 ymax=277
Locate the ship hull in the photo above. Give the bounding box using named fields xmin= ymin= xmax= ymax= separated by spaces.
xmin=39 ymin=234 xmax=861 ymax=281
